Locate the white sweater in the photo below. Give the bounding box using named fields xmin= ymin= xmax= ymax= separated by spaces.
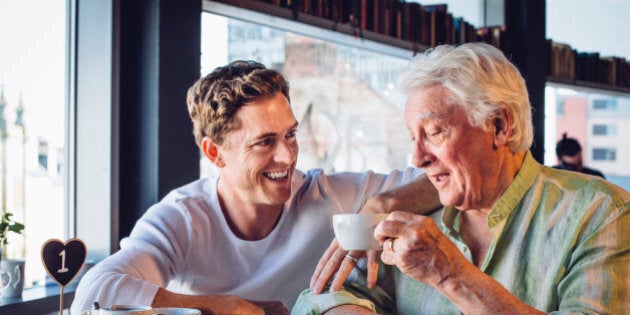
xmin=71 ymin=168 xmax=421 ymax=313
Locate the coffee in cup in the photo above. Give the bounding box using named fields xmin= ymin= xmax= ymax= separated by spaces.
xmin=333 ymin=213 xmax=388 ymax=250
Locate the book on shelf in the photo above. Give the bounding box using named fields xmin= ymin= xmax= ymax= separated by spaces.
xmin=378 ymin=0 xmax=395 ymax=37
xmin=393 ymin=0 xmax=404 ymax=39
xmin=599 ymin=57 xmax=616 ymax=86
xmin=331 ymin=0 xmax=358 ymax=24
xmin=548 ymin=40 xmax=576 ymax=81
xmin=617 ymin=57 xmax=630 ymax=88
xmin=547 ymin=39 xmax=630 ymax=89
xmin=402 ymin=2 xmax=421 ymax=43
xmin=576 ymin=51 xmax=600 ymax=83
xmin=445 ymin=13 xmax=455 ymax=45
xmin=476 ymin=26 xmax=504 ymax=50
xmin=454 ymin=17 xmax=473 ymax=44
xmin=360 ymin=0 xmax=374 ymax=31
xmin=423 ymin=4 xmax=448 ymax=47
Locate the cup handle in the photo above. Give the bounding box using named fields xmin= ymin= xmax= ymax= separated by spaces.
xmin=11 ymin=265 xmax=21 ymax=289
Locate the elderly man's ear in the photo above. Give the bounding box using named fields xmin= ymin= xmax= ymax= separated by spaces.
xmin=202 ymin=136 xmax=225 ymax=167
xmin=492 ymin=105 xmax=513 ymax=148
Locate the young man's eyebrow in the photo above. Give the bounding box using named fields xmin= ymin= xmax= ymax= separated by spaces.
xmin=253 ymin=121 xmax=299 ymax=140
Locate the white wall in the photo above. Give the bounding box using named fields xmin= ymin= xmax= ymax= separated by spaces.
xmin=547 ymin=0 xmax=630 ymax=59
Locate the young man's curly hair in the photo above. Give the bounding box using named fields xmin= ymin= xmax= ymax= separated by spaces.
xmin=187 ymin=60 xmax=290 ymax=146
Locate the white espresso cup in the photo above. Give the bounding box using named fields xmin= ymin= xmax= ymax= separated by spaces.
xmin=333 ymin=213 xmax=389 ymax=250
xmin=82 ymin=305 xmax=154 ymax=315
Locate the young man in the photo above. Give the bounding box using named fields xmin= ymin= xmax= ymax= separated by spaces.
xmin=71 ymin=61 xmax=440 ymax=314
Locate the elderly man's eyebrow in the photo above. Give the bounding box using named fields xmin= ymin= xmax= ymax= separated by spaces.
xmin=413 ymin=112 xmax=446 ymax=123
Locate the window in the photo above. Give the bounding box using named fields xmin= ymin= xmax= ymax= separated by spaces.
xmin=545 ymin=85 xmax=630 ymax=192
xmin=592 ymin=148 xmax=616 ymax=161
xmin=592 ymin=98 xmax=618 ymax=111
xmin=201 ymin=8 xmax=414 ymax=177
xmin=0 ymin=1 xmax=69 ymax=288
xmin=592 ymin=124 xmax=617 ymax=136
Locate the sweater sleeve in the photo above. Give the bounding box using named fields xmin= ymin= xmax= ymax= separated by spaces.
xmin=70 ymin=197 xmax=194 ymax=313
xmin=300 ymin=167 xmax=423 ymax=215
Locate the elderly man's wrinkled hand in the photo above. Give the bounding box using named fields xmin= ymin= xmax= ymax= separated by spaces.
xmin=375 ymin=211 xmax=466 ymax=287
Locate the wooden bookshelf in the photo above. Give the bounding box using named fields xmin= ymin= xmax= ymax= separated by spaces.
xmin=206 ymin=0 xmax=422 ymax=56
xmin=206 ymin=0 xmax=630 ymax=98
xmin=205 ymin=0 xmax=504 ymax=57
xmin=547 ymin=76 xmax=630 ymax=96
xmin=547 ymin=40 xmax=630 ymax=95
xmin=204 ymin=0 xmax=630 ymax=166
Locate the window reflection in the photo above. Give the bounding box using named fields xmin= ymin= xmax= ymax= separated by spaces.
xmin=201 ymin=13 xmax=413 ymax=176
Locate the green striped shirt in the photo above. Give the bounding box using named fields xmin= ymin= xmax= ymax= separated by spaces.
xmin=396 ymin=152 xmax=630 ymax=314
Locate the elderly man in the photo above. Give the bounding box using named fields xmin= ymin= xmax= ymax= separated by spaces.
xmin=71 ymin=61 xmax=440 ymax=315
xmin=297 ymin=43 xmax=630 ymax=314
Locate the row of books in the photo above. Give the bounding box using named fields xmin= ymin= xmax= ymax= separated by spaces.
xmin=548 ymin=40 xmax=630 ymax=88
xmin=257 ymin=0 xmax=504 ymax=49
xmin=255 ymin=1 xmax=628 ymax=90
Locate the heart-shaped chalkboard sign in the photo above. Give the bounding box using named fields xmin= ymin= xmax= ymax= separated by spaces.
xmin=41 ymin=238 xmax=87 ymax=287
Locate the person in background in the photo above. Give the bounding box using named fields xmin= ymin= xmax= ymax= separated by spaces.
xmin=71 ymin=61 xmax=441 ymax=315
xmin=297 ymin=43 xmax=630 ymax=314
xmin=553 ymin=132 xmax=605 ymax=179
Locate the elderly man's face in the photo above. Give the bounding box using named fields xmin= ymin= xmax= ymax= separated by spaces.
xmin=404 ymin=85 xmax=501 ymax=210
xmin=217 ymin=92 xmax=299 ymax=207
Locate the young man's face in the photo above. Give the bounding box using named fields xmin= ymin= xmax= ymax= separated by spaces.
xmin=216 ymin=92 xmax=299 ymax=207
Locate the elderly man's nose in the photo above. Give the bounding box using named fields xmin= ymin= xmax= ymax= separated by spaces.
xmin=411 ymin=143 xmax=433 ymax=168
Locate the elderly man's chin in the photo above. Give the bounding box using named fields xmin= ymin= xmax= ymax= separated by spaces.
xmin=436 ymin=191 xmax=466 ymax=209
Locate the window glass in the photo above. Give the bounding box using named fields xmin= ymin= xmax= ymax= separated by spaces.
xmin=593 ymin=148 xmax=616 ymax=161
xmin=0 ymin=1 xmax=68 ymax=287
xmin=200 ymin=13 xmax=413 ymax=176
xmin=545 ymin=85 xmax=630 ymax=191
xmin=592 ymin=124 xmax=617 ymax=136
xmin=592 ymin=98 xmax=617 ymax=111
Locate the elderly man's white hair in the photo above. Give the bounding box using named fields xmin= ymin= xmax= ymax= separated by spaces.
xmin=399 ymin=43 xmax=533 ymax=153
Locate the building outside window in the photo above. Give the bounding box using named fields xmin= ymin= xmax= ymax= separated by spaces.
xmin=545 ymin=86 xmax=630 ymax=191
xmin=592 ymin=98 xmax=617 ymax=111
xmin=0 ymin=1 xmax=68 ymax=288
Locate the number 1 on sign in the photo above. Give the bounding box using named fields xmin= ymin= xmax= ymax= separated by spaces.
xmin=57 ymin=250 xmax=69 ymax=273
